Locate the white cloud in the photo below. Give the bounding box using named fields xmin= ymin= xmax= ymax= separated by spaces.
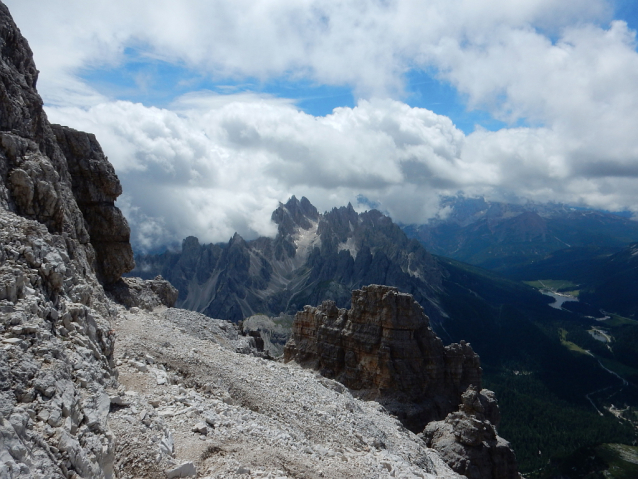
xmin=7 ymin=0 xmax=638 ymax=249
xmin=47 ymin=96 xmax=468 ymax=248
xmin=45 ymin=92 xmax=638 ymax=251
xmin=7 ymin=0 xmax=612 ymax=101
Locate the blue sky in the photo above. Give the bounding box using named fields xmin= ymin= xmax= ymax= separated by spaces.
xmin=7 ymin=0 xmax=638 ymax=249
xmin=71 ymin=0 xmax=637 ymax=134
xmin=77 ymin=38 xmax=519 ymax=134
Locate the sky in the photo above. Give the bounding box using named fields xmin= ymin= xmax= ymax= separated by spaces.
xmin=6 ymin=0 xmax=638 ymax=251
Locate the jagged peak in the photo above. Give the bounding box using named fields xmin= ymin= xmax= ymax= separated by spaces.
xmin=181 ymin=236 xmax=201 ymax=250
xmin=230 ymin=232 xmax=246 ymax=245
xmin=272 ymin=195 xmax=319 ymax=235
xmin=299 ymin=196 xmax=319 ymax=220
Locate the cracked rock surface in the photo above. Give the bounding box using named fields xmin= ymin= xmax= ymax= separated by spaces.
xmin=0 ymin=2 xmax=132 ymax=477
xmin=0 ymin=208 xmax=119 ymax=479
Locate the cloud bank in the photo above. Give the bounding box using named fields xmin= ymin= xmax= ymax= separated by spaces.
xmin=48 ymin=95 xmax=638 ymax=250
xmin=7 ymin=0 xmax=638 ymax=249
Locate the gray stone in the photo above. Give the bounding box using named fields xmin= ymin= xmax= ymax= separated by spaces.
xmin=203 ymin=412 xmax=218 ymax=427
xmin=130 ymin=360 xmax=148 ymax=373
xmin=83 ymin=392 xmax=110 ymax=432
xmin=191 ymin=422 xmax=208 ymax=435
xmin=109 ymin=395 xmax=132 ymax=407
xmin=166 ymin=461 xmax=196 ymax=478
xmin=421 ymin=386 xmax=520 ymax=479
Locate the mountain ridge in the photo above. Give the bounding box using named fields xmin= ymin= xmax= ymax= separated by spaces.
xmin=402 ymin=196 xmax=638 ymax=272
xmin=131 ymin=195 xmax=445 ymax=324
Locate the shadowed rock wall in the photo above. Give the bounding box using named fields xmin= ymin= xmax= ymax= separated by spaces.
xmin=0 ymin=2 xmax=133 ymax=284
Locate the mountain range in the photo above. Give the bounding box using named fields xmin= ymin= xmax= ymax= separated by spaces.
xmin=131 ymin=196 xmax=638 ymax=475
xmin=3 ymin=1 xmax=638 ymax=476
xmin=402 ymin=196 xmax=638 ymax=273
xmin=132 ymin=196 xmax=444 ymax=324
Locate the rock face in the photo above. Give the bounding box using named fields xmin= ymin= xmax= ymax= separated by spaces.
xmin=421 ymin=386 xmax=520 ymax=479
xmin=284 ymin=284 xmax=482 ymax=431
xmin=106 ymin=275 xmax=179 ymax=311
xmin=0 ymin=3 xmax=134 ymax=284
xmin=285 ymin=285 xmax=520 ymax=477
xmin=132 ymin=196 xmax=444 ymax=324
xmin=0 ymin=2 xmax=133 ymax=477
xmin=51 ymin=125 xmax=134 ymax=284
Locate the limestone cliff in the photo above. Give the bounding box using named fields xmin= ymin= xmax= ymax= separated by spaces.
xmin=50 ymin=125 xmax=134 ymax=284
xmin=0 ymin=2 xmax=134 ymax=477
xmin=284 ymin=285 xmax=481 ymax=429
xmin=284 ymin=284 xmax=520 ymax=478
xmin=0 ymin=3 xmax=134 ymax=284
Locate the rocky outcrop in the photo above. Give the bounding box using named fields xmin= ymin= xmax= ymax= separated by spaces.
xmin=285 ymin=285 xmax=520 ymax=477
xmin=284 ymin=284 xmax=482 ymax=431
xmin=421 ymin=386 xmax=520 ymax=479
xmin=0 ymin=208 xmax=118 ymax=479
xmin=105 ymin=275 xmax=179 ymax=311
xmin=0 ymin=4 xmax=133 ymax=284
xmin=51 ymin=125 xmax=134 ymax=284
xmin=0 ymin=2 xmax=133 ymax=477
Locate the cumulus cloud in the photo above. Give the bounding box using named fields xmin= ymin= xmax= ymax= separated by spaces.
xmin=46 ymin=93 xmax=638 ymax=251
xmin=47 ymin=97 xmax=467 ymax=248
xmin=7 ymin=0 xmax=638 ymax=249
xmin=8 ymin=0 xmax=612 ymax=101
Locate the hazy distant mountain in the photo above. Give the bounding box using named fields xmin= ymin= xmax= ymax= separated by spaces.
xmin=402 ymin=196 xmax=638 ymax=272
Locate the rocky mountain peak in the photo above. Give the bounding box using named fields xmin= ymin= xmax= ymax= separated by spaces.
xmin=271 ymin=195 xmax=319 ymax=236
xmin=0 ymin=3 xmax=41 ymax=137
xmin=182 ymin=235 xmax=201 ymax=251
xmin=285 ymin=284 xmax=520 ymax=478
xmin=132 ymin=196 xmax=445 ymax=323
xmin=422 ymin=385 xmax=519 ymax=479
